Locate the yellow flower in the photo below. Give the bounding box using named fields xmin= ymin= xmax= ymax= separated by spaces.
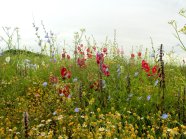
xmin=58 ymin=135 xmax=63 ymax=139
xmin=68 ymin=122 xmax=74 ymax=126
xmin=99 ymin=127 xmax=105 ymax=132
xmin=0 ymin=127 xmax=5 ymax=136
xmin=106 ymin=131 xmax=112 ymax=137
xmin=89 ymin=98 xmax=95 ymax=105
xmin=97 ymin=108 xmax=101 ymax=113
xmin=131 ymin=133 xmax=136 ymax=138
xmin=14 ymin=136 xmax=19 ymax=139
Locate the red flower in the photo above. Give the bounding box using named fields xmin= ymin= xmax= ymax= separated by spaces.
xmin=87 ymin=48 xmax=91 ymax=53
xmin=103 ymin=48 xmax=107 ymax=53
xmin=59 ymin=85 xmax=70 ymax=97
xmin=102 ymin=64 xmax=110 ymax=76
xmin=77 ymin=58 xmax=86 ymax=67
xmin=77 ymin=46 xmax=81 ymax=51
xmin=90 ymin=80 xmax=99 ymax=91
xmin=93 ymin=46 xmax=96 ymax=51
xmin=62 ymin=53 xmax=66 ymax=59
xmin=152 ymin=65 xmax=158 ymax=74
xmin=87 ymin=53 xmax=92 ymax=59
xmin=131 ymin=53 xmax=135 ymax=58
xmin=60 ymin=67 xmax=71 ymax=79
xmin=67 ymin=55 xmax=70 ymax=59
xmin=138 ymin=52 xmax=142 ymax=57
xmin=96 ymin=52 xmax=104 ymax=64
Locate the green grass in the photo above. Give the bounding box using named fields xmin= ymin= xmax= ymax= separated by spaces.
xmin=0 ymin=48 xmax=185 ymax=138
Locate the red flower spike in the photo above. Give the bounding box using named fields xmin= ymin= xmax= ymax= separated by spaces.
xmin=142 ymin=60 xmax=150 ymax=73
xmin=96 ymin=52 xmax=104 ymax=64
xmin=60 ymin=67 xmax=71 ymax=79
xmin=77 ymin=58 xmax=86 ymax=67
xmin=102 ymin=64 xmax=110 ymax=76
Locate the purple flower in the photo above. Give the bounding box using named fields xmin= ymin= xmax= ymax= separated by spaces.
xmin=42 ymin=82 xmax=47 ymax=87
xmin=147 ymin=95 xmax=151 ymax=101
xmin=161 ymin=113 xmax=168 ymax=119
xmin=74 ymin=107 xmax=79 ymax=113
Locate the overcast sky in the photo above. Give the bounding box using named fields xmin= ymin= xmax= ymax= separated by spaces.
xmin=0 ymin=0 xmax=186 ymax=58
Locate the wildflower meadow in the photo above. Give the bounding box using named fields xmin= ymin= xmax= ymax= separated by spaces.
xmin=0 ymin=11 xmax=186 ymax=139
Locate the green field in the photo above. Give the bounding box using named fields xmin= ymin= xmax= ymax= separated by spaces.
xmin=0 ymin=44 xmax=185 ymax=139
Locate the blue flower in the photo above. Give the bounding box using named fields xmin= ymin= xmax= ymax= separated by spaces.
xmin=161 ymin=113 xmax=168 ymax=119
xmin=147 ymin=95 xmax=151 ymax=101
xmin=42 ymin=82 xmax=47 ymax=87
xmin=74 ymin=107 xmax=79 ymax=113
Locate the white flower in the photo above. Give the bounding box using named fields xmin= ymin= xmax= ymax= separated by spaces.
xmin=53 ymin=111 xmax=57 ymax=115
xmin=154 ymin=80 xmax=159 ymax=86
xmin=73 ymin=78 xmax=78 ymax=82
xmin=5 ymin=56 xmax=10 ymax=63
xmin=134 ymin=72 xmax=139 ymax=77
